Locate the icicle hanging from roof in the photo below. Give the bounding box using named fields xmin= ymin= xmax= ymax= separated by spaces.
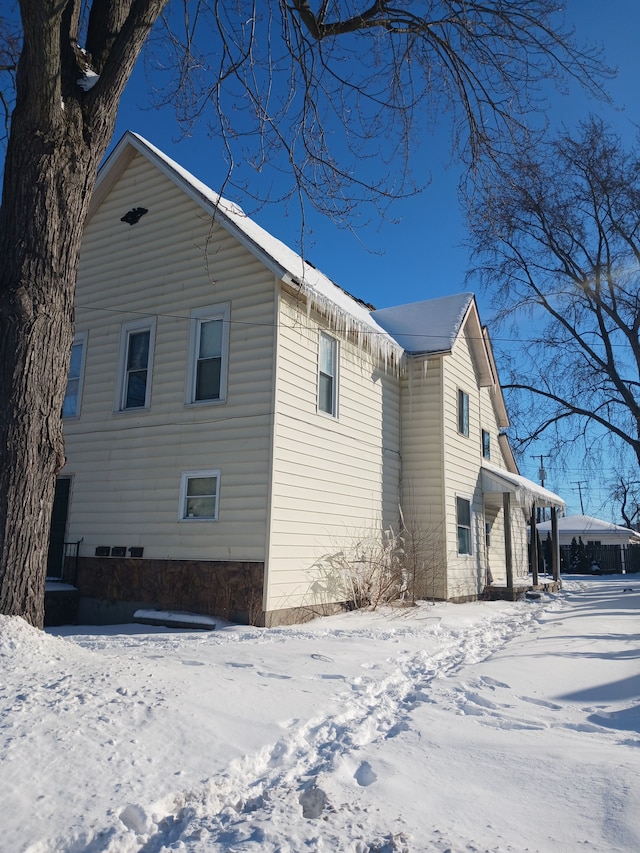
xmin=298 ymin=279 xmax=405 ymax=374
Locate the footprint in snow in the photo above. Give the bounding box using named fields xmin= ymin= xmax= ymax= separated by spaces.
xmin=354 ymin=760 xmax=377 ymax=787
xmin=463 ymin=692 xmax=499 ymax=710
xmin=480 ymin=676 xmax=510 ymax=690
xmin=311 ymin=653 xmax=334 ymax=662
xmin=299 ymin=786 xmax=329 ymax=819
xmin=257 ymin=671 xmax=291 ymax=680
xmin=385 ymin=720 xmax=410 ymax=739
xmin=519 ymin=695 xmax=562 ymax=710
xmin=226 ymin=662 xmax=254 ymax=669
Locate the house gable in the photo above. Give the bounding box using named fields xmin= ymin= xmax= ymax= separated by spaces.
xmin=64 ymin=145 xmax=279 ymax=570
xmin=92 ymin=132 xmax=403 ymax=369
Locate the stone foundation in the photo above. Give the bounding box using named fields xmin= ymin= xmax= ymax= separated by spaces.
xmin=68 ymin=556 xmax=264 ymax=625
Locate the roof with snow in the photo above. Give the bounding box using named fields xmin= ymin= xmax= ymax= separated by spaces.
xmin=481 ymin=461 xmax=565 ymax=510
xmin=534 ymin=514 xmax=640 ymax=540
xmin=371 ymin=293 xmax=475 ymax=356
xmin=93 ymin=132 xmax=403 ymax=366
xmin=93 ymin=134 xmax=504 ymax=387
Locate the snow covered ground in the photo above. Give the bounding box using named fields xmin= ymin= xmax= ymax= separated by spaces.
xmin=1 ymin=576 xmax=639 ymax=853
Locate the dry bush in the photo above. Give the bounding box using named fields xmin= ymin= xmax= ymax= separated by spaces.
xmin=309 ymin=509 xmax=447 ymax=612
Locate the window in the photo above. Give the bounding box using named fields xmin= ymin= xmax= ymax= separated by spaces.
xmin=187 ymin=304 xmax=230 ymax=404
xmin=179 ymin=470 xmax=220 ymax=521
xmin=318 ymin=332 xmax=338 ymax=416
xmin=456 ymin=496 xmax=472 ymax=555
xmin=458 ymin=389 xmax=469 ymax=436
xmin=117 ymin=318 xmax=155 ymax=410
xmin=62 ymin=332 xmax=87 ymax=418
xmin=482 ymin=429 xmax=491 ymax=459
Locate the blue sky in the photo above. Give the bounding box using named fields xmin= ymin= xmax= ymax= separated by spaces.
xmin=109 ymin=1 xmax=639 ymax=309
xmin=7 ymin=1 xmax=637 ymax=519
xmin=106 ymin=3 xmax=640 ymax=520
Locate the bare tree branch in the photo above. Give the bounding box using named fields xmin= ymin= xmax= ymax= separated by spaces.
xmin=468 ymin=118 xmax=640 ymax=475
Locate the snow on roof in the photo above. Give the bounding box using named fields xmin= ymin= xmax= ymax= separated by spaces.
xmin=535 ymin=514 xmax=640 ymax=539
xmin=371 ymin=293 xmax=474 ymax=355
xmin=115 ymin=133 xmax=404 ymax=367
xmin=481 ymin=460 xmax=566 ymax=509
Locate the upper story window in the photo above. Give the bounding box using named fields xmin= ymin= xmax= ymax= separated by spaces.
xmin=456 ymin=496 xmax=472 ymax=555
xmin=116 ymin=317 xmax=156 ymax=411
xmin=62 ymin=332 xmax=87 ymax=418
xmin=187 ymin=304 xmax=230 ymax=404
xmin=318 ymin=332 xmax=338 ymax=417
xmin=458 ymin=389 xmax=469 ymax=436
xmin=482 ymin=429 xmax=491 ymax=459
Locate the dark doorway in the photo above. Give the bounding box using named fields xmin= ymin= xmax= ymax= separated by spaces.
xmin=47 ymin=477 xmax=71 ymax=579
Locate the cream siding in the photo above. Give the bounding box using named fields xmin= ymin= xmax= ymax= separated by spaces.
xmin=62 ymin=152 xmax=276 ymax=562
xmin=265 ymin=291 xmax=401 ymax=612
xmin=441 ymin=324 xmax=489 ymax=599
xmin=397 ymin=358 xmax=447 ymax=599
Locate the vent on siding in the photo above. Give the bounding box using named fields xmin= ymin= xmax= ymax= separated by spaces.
xmin=120 ymin=207 xmax=148 ymax=225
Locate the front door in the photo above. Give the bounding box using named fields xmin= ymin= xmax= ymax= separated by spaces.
xmin=47 ymin=477 xmax=71 ymax=579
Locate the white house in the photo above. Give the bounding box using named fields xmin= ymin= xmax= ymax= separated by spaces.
xmin=48 ymin=132 xmax=564 ymax=626
xmin=533 ymin=514 xmax=640 ymax=573
xmin=534 ymin=514 xmax=640 ymax=547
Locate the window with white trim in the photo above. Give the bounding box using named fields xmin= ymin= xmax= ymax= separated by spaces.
xmin=187 ymin=304 xmax=230 ymax=404
xmin=63 ymin=332 xmax=87 ymax=418
xmin=458 ymin=389 xmax=469 ymax=436
xmin=482 ymin=429 xmax=491 ymax=459
xmin=179 ymin=470 xmax=220 ymax=521
xmin=456 ymin=496 xmax=472 ymax=555
xmin=318 ymin=332 xmax=338 ymax=417
xmin=116 ymin=318 xmax=156 ymax=410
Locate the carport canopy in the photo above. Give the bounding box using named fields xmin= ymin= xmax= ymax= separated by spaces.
xmin=481 ymin=461 xmax=565 ymax=587
xmin=481 ymin=461 xmax=565 ymax=510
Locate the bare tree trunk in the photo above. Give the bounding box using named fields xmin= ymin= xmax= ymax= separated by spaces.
xmin=0 ymin=0 xmax=165 ymax=627
xmin=0 ymin=122 xmax=102 ymax=626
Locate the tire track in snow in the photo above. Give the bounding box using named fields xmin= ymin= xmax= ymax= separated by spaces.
xmin=104 ymin=604 xmax=546 ymax=852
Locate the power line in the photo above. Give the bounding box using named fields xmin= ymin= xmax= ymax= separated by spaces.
xmin=72 ymin=302 xmax=635 ymax=348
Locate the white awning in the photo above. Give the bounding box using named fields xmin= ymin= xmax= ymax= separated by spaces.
xmin=481 ymin=462 xmax=565 ymax=510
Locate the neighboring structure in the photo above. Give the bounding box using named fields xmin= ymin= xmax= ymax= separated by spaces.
xmin=533 ymin=514 xmax=640 ymax=574
xmin=47 ymin=131 xmax=564 ymax=626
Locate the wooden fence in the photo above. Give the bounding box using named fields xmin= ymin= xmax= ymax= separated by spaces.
xmin=558 ymin=543 xmax=640 ymax=574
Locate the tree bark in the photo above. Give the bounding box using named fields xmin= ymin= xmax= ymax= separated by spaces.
xmin=0 ymin=129 xmax=97 ymax=625
xmin=0 ymin=0 xmax=165 ymax=627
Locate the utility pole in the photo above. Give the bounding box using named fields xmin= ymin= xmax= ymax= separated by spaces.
xmin=531 ymin=454 xmax=550 ymax=522
xmin=572 ymin=481 xmax=586 ymax=515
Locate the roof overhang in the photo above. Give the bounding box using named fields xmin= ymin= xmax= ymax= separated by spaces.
xmin=481 ymin=461 xmax=565 ymax=510
xmin=89 ymin=132 xmax=403 ymax=368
